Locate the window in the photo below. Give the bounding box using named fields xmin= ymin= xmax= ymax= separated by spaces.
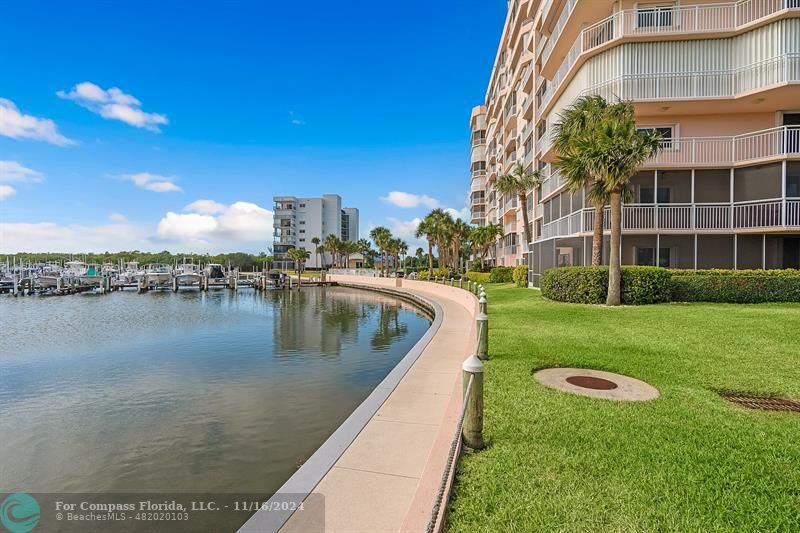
xmin=636 ymin=247 xmax=671 ymax=268
xmin=299 ymin=230 xmax=305 ymax=234
xmin=299 ymin=239 xmax=305 ymax=243
xmin=637 ymin=4 xmax=674 ymax=28
xmin=557 ymin=247 xmax=574 ymax=267
xmin=299 ymin=203 xmax=306 ymax=208
xmin=299 ymin=220 xmax=305 ymax=225
xmin=638 ymin=126 xmax=674 ymax=149
xmin=787 ymin=162 xmax=800 ymax=198
xmin=536 ymin=121 xmax=547 ymax=139
xmin=639 ymin=186 xmax=671 ymax=204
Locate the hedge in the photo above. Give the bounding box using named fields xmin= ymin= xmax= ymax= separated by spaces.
xmin=541 ymin=266 xmax=800 ymax=304
xmin=670 ymin=269 xmax=800 ymax=303
xmin=512 ymin=265 xmax=528 ymax=288
xmin=489 ymin=267 xmax=514 ymax=283
xmin=466 ymin=271 xmax=491 ymax=284
xmin=541 ymin=266 xmax=672 ymax=305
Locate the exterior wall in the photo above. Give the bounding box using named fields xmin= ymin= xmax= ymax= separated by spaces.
xmin=512 ymin=0 xmax=800 ymax=286
xmin=273 ymin=195 xmax=359 ymax=268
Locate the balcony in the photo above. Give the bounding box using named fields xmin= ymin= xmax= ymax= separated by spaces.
xmin=539 ymin=0 xmax=800 ymax=116
xmin=539 ymin=199 xmax=800 ymax=240
xmin=582 ymin=54 xmax=800 ymax=106
xmin=542 ymin=126 xmax=800 ymax=166
xmin=540 ymin=168 xmax=566 ymax=200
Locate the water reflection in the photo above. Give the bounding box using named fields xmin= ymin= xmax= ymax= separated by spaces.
xmin=0 ymin=287 xmax=430 ymax=494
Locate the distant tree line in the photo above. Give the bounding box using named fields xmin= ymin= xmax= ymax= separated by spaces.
xmin=6 ymin=251 xmax=273 ymax=271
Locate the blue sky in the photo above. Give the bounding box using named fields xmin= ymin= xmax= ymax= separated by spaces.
xmin=0 ymin=1 xmax=506 ymax=253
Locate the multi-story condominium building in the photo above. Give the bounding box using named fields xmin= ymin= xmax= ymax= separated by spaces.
xmin=273 ymin=194 xmax=359 ymax=268
xmin=471 ymin=0 xmax=800 ymax=285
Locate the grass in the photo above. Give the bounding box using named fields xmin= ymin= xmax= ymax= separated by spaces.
xmin=446 ymin=285 xmax=800 ymax=532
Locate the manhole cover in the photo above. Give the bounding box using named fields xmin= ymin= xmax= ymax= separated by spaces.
xmin=534 ymin=368 xmax=659 ymax=401
xmin=566 ymin=375 xmax=618 ymax=390
xmin=719 ymin=392 xmax=800 ymax=413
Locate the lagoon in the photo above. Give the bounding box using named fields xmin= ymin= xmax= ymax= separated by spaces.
xmin=0 ymin=287 xmax=430 ymax=495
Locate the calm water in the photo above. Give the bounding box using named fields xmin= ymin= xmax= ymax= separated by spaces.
xmin=0 ymin=287 xmax=430 ymax=494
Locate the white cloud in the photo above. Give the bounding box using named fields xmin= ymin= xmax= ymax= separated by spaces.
xmin=184 ymin=199 xmax=226 ymax=215
xmin=57 ymin=82 xmax=168 ymax=132
xmin=122 ymin=172 xmax=182 ymax=193
xmin=0 ymin=185 xmax=16 ymax=200
xmin=0 ymin=98 xmax=75 ymax=146
xmin=381 ymin=191 xmax=441 ymax=209
xmin=0 ymin=200 xmax=274 ymax=253
xmin=156 ymin=200 xmax=274 ymax=249
xmin=288 ymin=110 xmax=306 ymax=126
xmin=109 ymin=212 xmax=127 ymax=222
xmin=0 ymin=161 xmax=43 ymax=183
xmin=387 ymin=216 xmax=422 ymax=239
xmin=0 ymin=222 xmax=149 ymax=253
xmin=444 ymin=206 xmax=471 ymax=221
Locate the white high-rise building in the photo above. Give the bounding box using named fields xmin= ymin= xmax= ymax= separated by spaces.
xmin=273 ymin=194 xmax=359 ymax=268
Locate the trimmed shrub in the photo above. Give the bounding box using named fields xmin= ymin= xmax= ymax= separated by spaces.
xmin=489 ymin=266 xmax=514 ymax=283
xmin=541 ymin=266 xmax=671 ymax=305
xmin=417 ymin=270 xmax=430 ymax=280
xmin=466 ymin=271 xmax=491 ymax=284
xmin=512 ymin=265 xmax=528 ymax=288
xmin=670 ymin=269 xmax=800 ymax=303
xmin=541 ymin=267 xmax=608 ymax=304
xmin=621 ymin=266 xmax=672 ymax=305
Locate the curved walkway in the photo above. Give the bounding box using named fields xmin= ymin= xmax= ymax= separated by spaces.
xmin=240 ymin=276 xmax=478 ymax=532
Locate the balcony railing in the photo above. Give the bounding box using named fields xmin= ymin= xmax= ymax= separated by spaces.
xmin=538 ymin=0 xmax=800 ymax=116
xmin=541 ymin=126 xmax=800 ymax=166
xmin=540 ymin=0 xmax=579 ymax=66
xmin=540 ymin=168 xmax=566 ymax=199
xmin=583 ymin=54 xmax=800 ymax=105
xmin=539 ymin=199 xmax=800 ymax=240
xmin=646 ymin=126 xmax=800 ymax=167
xmin=471 ymin=138 xmax=487 ymax=148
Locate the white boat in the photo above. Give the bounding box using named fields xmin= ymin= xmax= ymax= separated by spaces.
xmin=175 ymin=263 xmax=202 ymax=286
xmin=119 ymin=261 xmax=144 ymax=284
xmin=145 ymin=263 xmax=172 ymax=285
xmin=101 ymin=263 xmax=118 ymax=276
xmin=36 ymin=263 xmax=64 ymax=289
xmin=59 ymin=261 xmax=103 ymax=288
xmin=78 ymin=263 xmax=104 ymax=288
xmin=204 ymin=263 xmax=227 ymax=282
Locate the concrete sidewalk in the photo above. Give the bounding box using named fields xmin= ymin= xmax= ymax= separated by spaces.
xmin=281 ymin=277 xmax=478 ymax=532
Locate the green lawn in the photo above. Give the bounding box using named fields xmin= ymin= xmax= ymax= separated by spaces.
xmin=446 ymin=285 xmax=800 ymax=532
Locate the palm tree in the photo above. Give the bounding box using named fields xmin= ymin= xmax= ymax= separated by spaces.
xmin=398 ymin=241 xmax=408 ymax=271
xmin=414 ymin=247 xmax=425 ymax=269
xmin=553 ymin=95 xmax=616 ymax=266
xmin=311 ymin=237 xmax=321 ymax=269
xmin=450 ymin=219 xmax=471 ymax=273
xmin=422 ymin=208 xmax=454 ymax=270
xmin=323 ymin=234 xmax=341 ymax=268
xmin=470 ymin=223 xmax=502 ymax=270
xmin=287 ymin=247 xmax=310 ymax=276
xmin=576 ymin=99 xmax=662 ymax=305
xmin=369 ymin=226 xmax=392 ymax=276
xmin=496 ymin=161 xmax=544 ymax=257
xmin=342 ymin=240 xmax=359 ymax=268
xmin=415 ymin=217 xmax=436 ymax=272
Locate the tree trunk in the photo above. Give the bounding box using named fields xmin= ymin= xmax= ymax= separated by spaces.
xmin=592 ymin=203 xmax=604 ymax=266
xmin=427 ymin=241 xmax=434 ymax=272
xmin=519 ymin=193 xmax=532 ymax=260
xmin=607 ymin=189 xmax=622 ymax=306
